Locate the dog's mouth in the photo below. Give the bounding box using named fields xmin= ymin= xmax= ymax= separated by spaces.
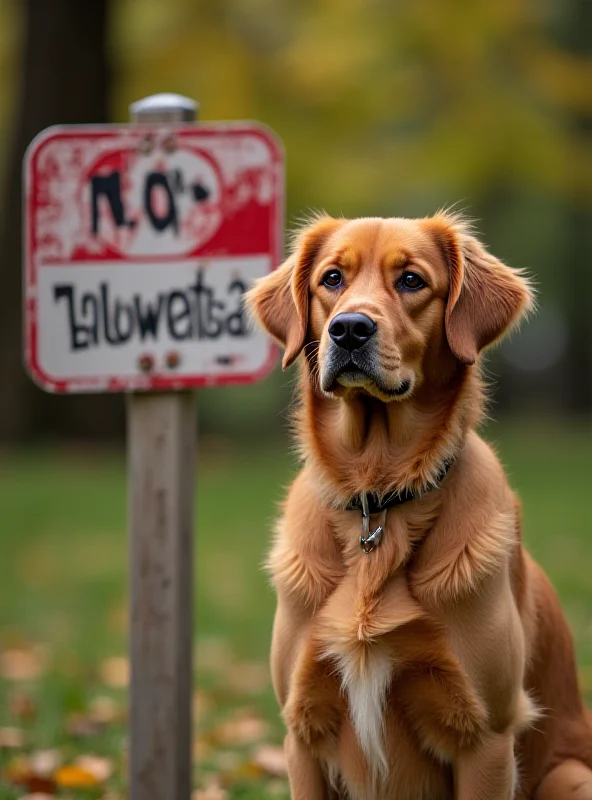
xmin=322 ymin=355 xmax=412 ymax=399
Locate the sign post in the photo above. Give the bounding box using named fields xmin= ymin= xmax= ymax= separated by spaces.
xmin=23 ymin=93 xmax=284 ymax=799
xmin=127 ymin=94 xmax=197 ymax=800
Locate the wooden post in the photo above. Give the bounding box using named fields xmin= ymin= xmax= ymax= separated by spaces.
xmin=128 ymin=94 xmax=198 ymax=800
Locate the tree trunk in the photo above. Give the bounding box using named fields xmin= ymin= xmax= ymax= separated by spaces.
xmin=0 ymin=0 xmax=124 ymax=441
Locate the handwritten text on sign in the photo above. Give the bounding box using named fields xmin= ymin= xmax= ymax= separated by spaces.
xmin=24 ymin=124 xmax=284 ymax=392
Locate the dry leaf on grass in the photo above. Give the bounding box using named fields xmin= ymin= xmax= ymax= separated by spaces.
xmin=212 ymin=708 xmax=271 ymax=746
xmin=29 ymin=750 xmax=63 ymax=776
xmin=0 ymin=646 xmax=49 ymax=681
xmin=72 ymin=755 xmax=113 ymax=783
xmin=54 ymin=764 xmax=100 ymax=788
xmin=0 ymin=726 xmax=25 ymax=748
xmin=99 ymin=656 xmax=129 ymax=688
xmin=5 ymin=755 xmax=57 ymax=793
xmin=9 ymin=689 xmax=37 ymax=720
xmin=89 ymin=695 xmax=123 ymax=724
xmin=192 ymin=775 xmax=228 ymax=800
xmin=252 ymin=744 xmax=287 ymax=777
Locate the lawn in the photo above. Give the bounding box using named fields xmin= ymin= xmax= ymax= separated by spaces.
xmin=0 ymin=418 xmax=590 ymax=798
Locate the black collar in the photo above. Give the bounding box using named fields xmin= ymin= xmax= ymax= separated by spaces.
xmin=344 ymin=458 xmax=454 ymax=514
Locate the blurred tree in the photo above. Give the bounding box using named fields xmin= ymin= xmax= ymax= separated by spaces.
xmin=0 ymin=0 xmax=124 ymax=440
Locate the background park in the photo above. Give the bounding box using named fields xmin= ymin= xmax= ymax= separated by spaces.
xmin=0 ymin=1 xmax=590 ymax=798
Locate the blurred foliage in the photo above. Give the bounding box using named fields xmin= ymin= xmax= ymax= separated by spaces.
xmin=0 ymin=0 xmax=590 ymax=438
xmin=109 ymin=0 xmax=592 ymax=217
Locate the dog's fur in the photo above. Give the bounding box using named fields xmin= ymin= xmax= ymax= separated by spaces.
xmin=247 ymin=213 xmax=592 ymax=800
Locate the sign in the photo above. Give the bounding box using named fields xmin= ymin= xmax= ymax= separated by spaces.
xmin=24 ymin=123 xmax=283 ymax=392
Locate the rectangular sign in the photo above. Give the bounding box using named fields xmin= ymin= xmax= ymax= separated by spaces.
xmin=24 ymin=123 xmax=283 ymax=392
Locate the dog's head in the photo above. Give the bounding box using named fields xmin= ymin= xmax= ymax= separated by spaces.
xmin=247 ymin=213 xmax=533 ymax=402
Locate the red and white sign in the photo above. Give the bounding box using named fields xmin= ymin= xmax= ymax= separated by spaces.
xmin=24 ymin=123 xmax=283 ymax=392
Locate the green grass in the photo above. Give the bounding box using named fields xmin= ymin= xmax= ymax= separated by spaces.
xmin=0 ymin=418 xmax=590 ymax=798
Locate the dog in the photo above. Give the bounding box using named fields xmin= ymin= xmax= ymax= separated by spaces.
xmin=246 ymin=212 xmax=592 ymax=799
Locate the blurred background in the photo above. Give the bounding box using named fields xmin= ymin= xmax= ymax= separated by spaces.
xmin=0 ymin=0 xmax=590 ymax=798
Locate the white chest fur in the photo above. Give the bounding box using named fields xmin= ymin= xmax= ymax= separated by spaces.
xmin=327 ymin=642 xmax=392 ymax=779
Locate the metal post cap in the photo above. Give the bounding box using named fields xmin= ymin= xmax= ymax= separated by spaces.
xmin=129 ymin=94 xmax=198 ymax=123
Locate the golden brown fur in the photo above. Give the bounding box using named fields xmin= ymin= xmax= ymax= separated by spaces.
xmin=247 ymin=213 xmax=592 ymax=799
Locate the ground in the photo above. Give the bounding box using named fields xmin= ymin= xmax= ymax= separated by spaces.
xmin=0 ymin=419 xmax=590 ymax=799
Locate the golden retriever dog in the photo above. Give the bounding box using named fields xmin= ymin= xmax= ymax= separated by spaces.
xmin=246 ymin=212 xmax=592 ymax=800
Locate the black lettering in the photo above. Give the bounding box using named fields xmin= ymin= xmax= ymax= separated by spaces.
xmin=114 ymin=299 xmax=135 ymax=342
xmin=167 ymin=291 xmax=193 ymax=340
xmin=54 ymin=284 xmax=91 ymax=350
xmin=190 ymin=270 xmax=207 ymax=338
xmin=90 ymin=172 xmax=131 ymax=234
xmin=144 ymin=172 xmax=177 ymax=233
xmin=81 ymin=292 xmax=99 ymax=346
xmin=100 ymin=283 xmax=124 ymax=345
xmin=226 ymin=279 xmax=248 ymax=336
xmin=206 ymin=296 xmax=224 ymax=338
xmin=133 ymin=294 xmax=165 ymax=340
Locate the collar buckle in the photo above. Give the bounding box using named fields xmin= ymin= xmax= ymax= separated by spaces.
xmin=360 ymin=493 xmax=386 ymax=554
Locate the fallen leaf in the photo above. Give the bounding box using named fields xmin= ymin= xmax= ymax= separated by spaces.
xmin=212 ymin=708 xmax=271 ymax=746
xmin=89 ymin=695 xmax=122 ymax=724
xmin=54 ymin=764 xmax=99 ymax=788
xmin=9 ymin=689 xmax=37 ymax=720
xmin=99 ymin=656 xmax=129 ymax=688
xmin=192 ymin=775 xmax=228 ymax=800
xmin=72 ymin=755 xmax=113 ymax=782
xmin=252 ymin=744 xmax=287 ymax=777
xmin=0 ymin=726 xmax=25 ymax=748
xmin=5 ymin=755 xmax=57 ymax=793
xmin=29 ymin=750 xmax=63 ymax=776
xmin=0 ymin=646 xmax=49 ymax=681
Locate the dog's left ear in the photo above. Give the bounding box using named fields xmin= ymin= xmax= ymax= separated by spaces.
xmin=425 ymin=213 xmax=534 ymax=365
xmin=246 ymin=215 xmax=343 ymax=369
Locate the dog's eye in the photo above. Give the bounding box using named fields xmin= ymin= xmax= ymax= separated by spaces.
xmin=322 ymin=269 xmax=343 ymax=289
xmin=398 ymin=271 xmax=426 ymax=291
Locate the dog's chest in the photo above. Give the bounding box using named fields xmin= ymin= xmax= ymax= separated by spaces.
xmin=318 ymin=571 xmax=433 ymax=779
xmin=318 ymin=567 xmax=475 ymax=792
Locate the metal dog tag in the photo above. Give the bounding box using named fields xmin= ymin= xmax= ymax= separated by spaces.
xmin=359 ymin=494 xmax=386 ymax=554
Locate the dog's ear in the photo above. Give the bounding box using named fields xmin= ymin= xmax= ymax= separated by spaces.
xmin=425 ymin=213 xmax=534 ymax=365
xmin=246 ymin=215 xmax=343 ymax=369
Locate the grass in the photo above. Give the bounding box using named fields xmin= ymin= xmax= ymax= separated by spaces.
xmin=0 ymin=417 xmax=590 ymax=798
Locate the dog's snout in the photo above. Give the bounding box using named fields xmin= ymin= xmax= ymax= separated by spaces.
xmin=328 ymin=312 xmax=377 ymax=352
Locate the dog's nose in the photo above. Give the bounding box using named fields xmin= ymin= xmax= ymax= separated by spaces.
xmin=328 ymin=313 xmax=377 ymax=352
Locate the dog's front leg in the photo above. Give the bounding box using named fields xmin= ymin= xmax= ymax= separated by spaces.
xmin=282 ymin=635 xmax=343 ymax=799
xmin=284 ymin=731 xmax=339 ymax=800
xmin=282 ymin=634 xmax=343 ymax=751
xmin=454 ymin=730 xmax=516 ymax=800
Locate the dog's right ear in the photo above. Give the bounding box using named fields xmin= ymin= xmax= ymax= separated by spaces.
xmin=246 ymin=215 xmax=343 ymax=369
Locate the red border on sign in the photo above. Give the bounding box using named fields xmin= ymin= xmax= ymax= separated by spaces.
xmin=23 ymin=122 xmax=283 ymax=393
